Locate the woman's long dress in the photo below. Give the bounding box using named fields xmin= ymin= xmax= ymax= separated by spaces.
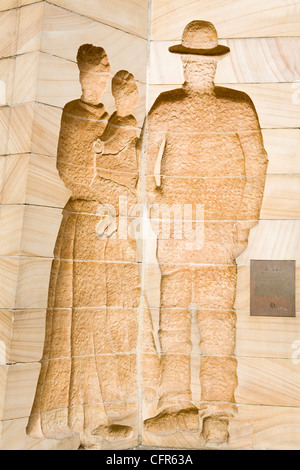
xmin=27 ymin=101 xmax=140 ymax=446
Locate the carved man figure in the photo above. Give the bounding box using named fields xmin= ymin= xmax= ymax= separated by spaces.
xmin=144 ymin=21 xmax=268 ymax=442
xmin=27 ymin=45 xmax=140 ymax=448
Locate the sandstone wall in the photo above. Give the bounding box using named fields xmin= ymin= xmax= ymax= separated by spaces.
xmin=0 ymin=0 xmax=299 ymax=450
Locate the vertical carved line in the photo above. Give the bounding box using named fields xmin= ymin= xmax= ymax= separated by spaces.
xmin=136 ymin=0 xmax=153 ymax=445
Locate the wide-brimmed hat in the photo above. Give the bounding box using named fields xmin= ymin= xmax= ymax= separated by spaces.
xmin=169 ymin=20 xmax=230 ymax=57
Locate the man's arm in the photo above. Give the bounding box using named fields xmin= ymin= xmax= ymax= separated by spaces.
xmin=237 ymin=129 xmax=268 ymax=224
xmin=231 ymin=94 xmax=268 ymax=258
xmin=235 ymin=126 xmax=268 ymax=257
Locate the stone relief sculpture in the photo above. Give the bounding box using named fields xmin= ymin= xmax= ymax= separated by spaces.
xmin=144 ymin=21 xmax=268 ymax=442
xmin=26 ymin=20 xmax=268 ymax=449
xmin=27 ymin=45 xmax=141 ymax=449
xmin=93 ymin=70 xmax=140 ymax=210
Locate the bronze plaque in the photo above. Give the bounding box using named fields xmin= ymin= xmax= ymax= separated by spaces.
xmin=250 ymin=260 xmax=296 ymax=317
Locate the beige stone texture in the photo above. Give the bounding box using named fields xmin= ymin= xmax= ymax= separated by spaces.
xmin=261 ymin=175 xmax=300 ymax=219
xmin=227 ymin=83 xmax=300 ymax=129
xmin=9 ymin=310 xmax=46 ymax=363
xmin=0 ymin=157 xmax=5 ymax=194
xmin=12 ymin=52 xmax=40 ymax=104
xmin=5 ymin=1 xmax=44 ymax=57
xmin=262 ymin=129 xmax=300 ymax=175
xmin=7 ymin=103 xmax=35 ymax=154
xmin=0 ymin=205 xmax=63 ymax=257
xmin=41 ymin=3 xmax=148 ymax=84
xmin=0 ymin=58 xmax=15 ymax=106
xmin=0 ymin=1 xmax=18 ymax=11
xmin=234 ymin=406 xmax=300 ymax=451
xmin=36 ymin=53 xmax=81 ymax=108
xmin=0 ymin=9 xmax=18 ymax=58
xmin=47 ymin=0 xmax=148 ymax=38
xmin=0 ymin=257 xmax=52 ymax=309
xmin=0 ymin=366 xmax=6 ymax=416
xmin=17 ymin=3 xmax=43 ymax=54
xmin=0 ymin=418 xmax=79 ymax=450
xmin=151 ymin=0 xmax=300 ymax=40
xmin=237 ymin=220 xmax=300 ymax=266
xmin=236 ymin=310 xmax=300 ymax=359
xmin=0 ymin=363 xmax=40 ymax=420
xmin=150 ymin=38 xmax=300 ymax=85
xmin=0 ymin=154 xmax=71 ymax=207
xmin=5 ymin=104 xmax=62 ymax=157
xmin=0 ymin=310 xmax=13 ymax=364
xmin=31 ymin=105 xmax=63 ymax=157
xmin=0 ymin=106 xmax=10 ymax=155
xmin=236 ymin=358 xmax=300 ymax=407
xmin=19 ymin=0 xmax=43 ymax=6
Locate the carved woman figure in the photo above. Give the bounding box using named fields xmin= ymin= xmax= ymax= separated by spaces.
xmin=27 ymin=47 xmax=140 ymax=449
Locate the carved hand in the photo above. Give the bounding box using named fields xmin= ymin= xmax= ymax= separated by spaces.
xmin=96 ymin=217 xmax=117 ymax=239
xmin=93 ymin=138 xmax=105 ymax=154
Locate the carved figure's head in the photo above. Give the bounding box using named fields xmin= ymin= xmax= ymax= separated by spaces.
xmin=112 ymin=70 xmax=139 ymax=116
xmin=77 ymin=44 xmax=111 ymax=105
xmin=169 ymin=21 xmax=229 ymax=88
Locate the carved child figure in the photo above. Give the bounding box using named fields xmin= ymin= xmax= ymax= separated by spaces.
xmin=91 ymin=70 xmax=141 ymax=430
xmin=27 ymin=46 xmax=140 ymax=449
xmin=144 ymin=21 xmax=268 ymax=442
xmin=93 ymin=70 xmax=140 ymax=209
